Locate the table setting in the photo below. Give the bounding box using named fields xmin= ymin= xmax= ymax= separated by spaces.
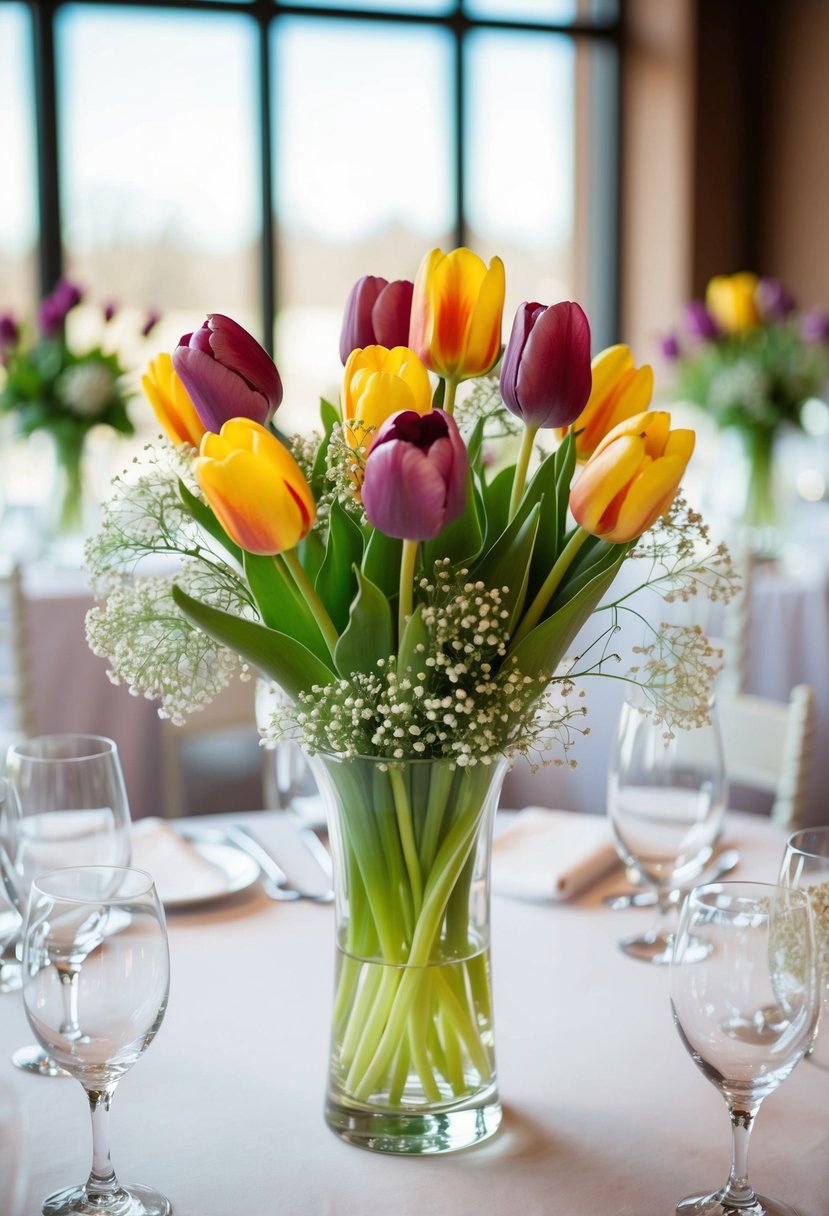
xmin=1 ymin=245 xmax=827 ymax=1215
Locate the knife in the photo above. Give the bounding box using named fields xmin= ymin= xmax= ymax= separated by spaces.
xmin=229 ymin=824 xmax=334 ymax=903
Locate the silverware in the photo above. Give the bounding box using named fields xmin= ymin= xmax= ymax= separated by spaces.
xmin=228 ymin=825 xmax=334 ymax=904
xmin=603 ymin=848 xmax=741 ymax=910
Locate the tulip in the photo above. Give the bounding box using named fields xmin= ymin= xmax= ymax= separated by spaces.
xmin=560 ymin=344 xmax=654 ymax=461
xmin=683 ymin=300 xmax=720 ymax=342
xmin=756 ymin=277 xmax=795 ymax=321
xmin=194 ymin=418 xmax=314 ymax=556
xmin=0 ymin=313 xmax=19 ymax=348
xmin=408 ymin=247 xmax=505 ymax=409
xmin=173 ymin=314 xmax=283 ymax=433
xmin=801 ymin=309 xmax=829 ymax=344
xmin=38 ymin=280 xmax=83 ymax=337
xmin=141 ymin=353 xmax=206 ymax=448
xmin=705 ymin=272 xmax=760 ymax=334
xmin=342 ymin=345 xmax=432 ymax=452
xmin=361 ymin=409 xmax=468 ymax=542
xmin=141 ymin=309 xmax=161 ymax=339
xmin=569 ymin=410 xmax=695 ymax=543
xmin=339 ymin=276 xmax=414 ymax=364
xmin=500 ymin=301 xmax=592 ymax=430
xmin=660 ymin=332 xmax=680 ymax=361
xmin=103 ymin=302 xmax=117 ymax=324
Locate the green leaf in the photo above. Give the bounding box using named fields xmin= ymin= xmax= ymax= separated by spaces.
xmin=300 ymin=530 xmax=325 ymax=584
xmin=320 ymin=397 xmax=340 ymax=429
xmin=432 ymin=379 xmax=446 ymax=411
xmin=334 ymin=567 xmax=393 ymax=679
xmin=362 ymin=528 xmax=402 ymax=600
xmin=176 ymin=479 xmax=243 ymax=564
xmin=474 ymin=501 xmax=541 ymax=632
xmin=465 ymin=417 xmax=486 ymax=472
xmin=171 ymin=584 xmax=335 ymax=701
xmin=396 ymin=605 xmax=429 ymax=680
xmin=315 ymin=498 xmax=364 ymax=632
xmin=243 ymin=552 xmax=331 ymax=664
xmin=553 ymin=431 xmax=577 ymax=548
xmin=552 ymin=537 xmax=627 ymax=608
xmin=311 ymin=399 xmax=340 ymax=498
xmin=479 ymin=465 xmax=514 ymax=548
xmin=422 ymin=473 xmax=484 ymax=571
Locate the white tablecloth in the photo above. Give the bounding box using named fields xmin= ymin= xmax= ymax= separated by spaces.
xmin=0 ymin=810 xmax=826 ymax=1215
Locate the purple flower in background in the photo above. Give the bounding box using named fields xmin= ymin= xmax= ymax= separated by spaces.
xmin=173 ymin=313 xmax=283 ymax=433
xmin=500 ymin=300 xmax=592 ymax=430
xmin=103 ymin=301 xmax=117 ymax=323
xmin=683 ymin=300 xmax=720 ymax=342
xmin=756 ymin=277 xmax=796 ymax=321
xmin=37 ymin=279 xmax=83 ymax=337
xmin=361 ymin=408 xmax=468 ymax=541
xmin=339 ymin=275 xmax=414 ymax=364
xmin=801 ymin=309 xmax=829 ymax=344
xmin=660 ymin=331 xmax=681 ymax=360
xmin=141 ymin=309 xmax=161 ymax=338
xmin=0 ymin=312 xmax=19 ymax=348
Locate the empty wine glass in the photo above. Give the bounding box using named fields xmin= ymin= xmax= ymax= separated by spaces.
xmin=5 ymin=735 xmax=132 ymax=1074
xmin=22 ymin=865 xmax=170 ymax=1216
xmin=671 ymin=881 xmax=817 ymax=1216
xmin=0 ymin=778 xmax=24 ymax=963
xmin=607 ymin=691 xmax=728 ymax=964
xmin=779 ymin=826 xmax=829 ymax=1070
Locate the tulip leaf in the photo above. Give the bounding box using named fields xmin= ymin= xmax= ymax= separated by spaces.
xmin=554 ymin=431 xmax=577 ymax=545
xmin=311 ymin=399 xmax=340 ymax=498
xmin=479 ymin=465 xmax=514 ymax=549
xmin=171 ymin=584 xmax=335 ymax=701
xmin=316 ymin=498 xmax=364 ymax=632
xmin=551 ymin=536 xmax=626 ymax=609
xmin=473 ymin=501 xmax=541 ymax=632
xmin=176 ymin=479 xmax=243 ymax=564
xmin=320 ymin=397 xmax=340 ymax=428
xmin=243 ymin=552 xmax=331 ymax=665
xmin=397 ymin=605 xmax=429 ymax=681
xmin=432 ymin=379 xmax=446 ymax=411
xmin=362 ymin=529 xmax=402 ymax=600
xmin=334 ymin=568 xmax=393 ymax=679
xmin=465 ymin=418 xmax=486 ymax=472
xmin=300 ymin=530 xmax=325 ymax=584
xmin=422 ymin=473 xmax=484 ymax=571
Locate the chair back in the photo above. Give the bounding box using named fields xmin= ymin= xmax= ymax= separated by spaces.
xmin=0 ymin=563 xmax=36 ymax=752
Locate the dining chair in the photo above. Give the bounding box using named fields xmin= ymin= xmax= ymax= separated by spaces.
xmin=718 ymin=683 xmax=815 ymax=832
xmin=0 ymin=562 xmax=36 ymax=754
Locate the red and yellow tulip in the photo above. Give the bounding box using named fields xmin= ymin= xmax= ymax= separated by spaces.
xmin=570 ymin=410 xmax=695 ymax=543
xmin=342 ymin=345 xmax=432 ymax=451
xmin=560 ymin=344 xmax=653 ymax=460
xmin=141 ymin=353 xmax=206 ymax=448
xmin=409 ymin=247 xmax=505 ymax=387
xmin=194 ymin=418 xmax=315 ymax=556
xmin=705 ymin=272 xmax=761 ymax=334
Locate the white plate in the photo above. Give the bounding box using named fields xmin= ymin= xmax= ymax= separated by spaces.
xmin=163 ymin=832 xmax=260 ymax=909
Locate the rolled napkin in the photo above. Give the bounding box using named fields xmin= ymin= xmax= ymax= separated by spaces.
xmin=131 ymin=817 xmax=230 ymax=905
xmin=492 ymin=808 xmax=619 ymax=901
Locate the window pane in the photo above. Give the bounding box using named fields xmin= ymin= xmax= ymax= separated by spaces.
xmin=0 ymin=3 xmax=38 ymax=313
xmin=464 ymin=0 xmax=618 ymax=24
xmin=273 ymin=18 xmax=454 ymax=432
xmin=287 ymin=1 xmax=453 ymax=13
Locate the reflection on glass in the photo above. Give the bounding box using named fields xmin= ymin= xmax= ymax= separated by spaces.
xmin=272 ymin=18 xmax=453 ymax=434
xmin=0 ymin=3 xmax=37 ymax=313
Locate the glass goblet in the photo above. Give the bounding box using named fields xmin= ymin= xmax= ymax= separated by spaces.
xmin=779 ymin=826 xmax=829 ymax=1070
xmin=5 ymin=734 xmax=132 ymax=1075
xmin=22 ymin=865 xmax=171 ymax=1216
xmin=671 ymin=881 xmax=818 ymax=1216
xmin=0 ymin=778 xmax=24 ymax=965
xmin=607 ymin=692 xmax=728 ymax=964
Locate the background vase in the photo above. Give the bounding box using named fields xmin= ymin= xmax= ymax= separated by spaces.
xmin=51 ymin=429 xmax=86 ymax=539
xmin=308 ymin=751 xmax=506 ymax=1155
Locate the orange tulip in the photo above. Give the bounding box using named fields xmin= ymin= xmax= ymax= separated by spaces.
xmin=342 ymin=345 xmax=431 ymax=451
xmin=141 ymin=353 xmax=206 ymax=448
xmin=570 ymin=411 xmax=695 ymax=543
xmin=194 ymin=418 xmax=315 ymax=556
xmin=560 ymin=344 xmax=654 ymax=460
xmin=409 ymin=247 xmax=505 ymax=383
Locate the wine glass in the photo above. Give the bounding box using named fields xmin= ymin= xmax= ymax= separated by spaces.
xmin=779 ymin=826 xmax=829 ymax=1070
xmin=5 ymin=735 xmax=132 ymax=1074
xmin=671 ymin=881 xmax=818 ymax=1216
xmin=0 ymin=778 xmax=24 ymax=968
xmin=22 ymin=865 xmax=170 ymax=1216
xmin=607 ymin=691 xmax=728 ymax=963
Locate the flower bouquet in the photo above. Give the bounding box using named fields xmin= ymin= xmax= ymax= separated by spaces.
xmin=86 ymin=248 xmax=733 ymax=1154
xmin=0 ymin=282 xmax=157 ymax=536
xmin=663 ymin=271 xmax=829 ymax=541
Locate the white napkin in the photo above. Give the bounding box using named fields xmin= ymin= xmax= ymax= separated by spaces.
xmin=492 ymin=808 xmax=618 ymax=901
xmin=131 ymin=818 xmax=229 ymax=904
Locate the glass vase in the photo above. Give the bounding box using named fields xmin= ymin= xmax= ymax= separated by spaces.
xmin=51 ymin=430 xmax=86 ymax=538
xmin=308 ymin=751 xmax=506 ymax=1155
xmin=735 ymin=424 xmax=780 ymax=555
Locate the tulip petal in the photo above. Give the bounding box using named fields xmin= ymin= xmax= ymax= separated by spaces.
xmin=606 ymin=454 xmax=687 ymax=542
xmin=372 ymin=280 xmax=414 ymax=350
xmin=515 ymin=301 xmax=591 ymax=427
xmin=462 ymin=256 xmax=506 ymax=379
xmin=174 ymin=346 xmax=270 ymax=432
xmin=195 ymin=448 xmax=308 ymax=555
xmin=206 ymin=313 xmax=283 ymax=412
xmin=409 ymin=248 xmax=443 ymax=365
xmin=569 ymin=434 xmax=645 ymax=532
xmin=339 ymin=276 xmax=387 ymax=364
xmin=362 ymin=442 xmax=447 ymax=541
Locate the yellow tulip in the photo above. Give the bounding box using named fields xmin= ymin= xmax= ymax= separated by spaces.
xmin=194 ymin=418 xmax=315 ymax=556
xmin=705 ymin=272 xmax=761 ymax=333
xmin=141 ymin=353 xmax=206 ymax=448
xmin=342 ymin=345 xmax=432 ymax=451
xmin=569 ymin=411 xmax=695 ymax=543
xmin=560 ymin=344 xmax=654 ymax=460
xmin=409 ymin=247 xmax=505 ymax=383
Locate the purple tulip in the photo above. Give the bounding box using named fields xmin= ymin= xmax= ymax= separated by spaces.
xmin=141 ymin=309 xmax=161 ymax=338
xmin=339 ymin=275 xmax=414 ymax=364
xmin=756 ymin=277 xmax=796 ymax=322
xmin=0 ymin=312 xmax=19 ymax=348
xmin=173 ymin=313 xmax=283 ymax=432
xmin=37 ymin=279 xmax=83 ymax=337
xmin=683 ymin=300 xmax=720 ymax=342
xmin=801 ymin=309 xmax=829 ymax=344
xmin=660 ymin=331 xmax=681 ymax=361
xmin=361 ymin=409 xmax=468 ymax=541
xmin=500 ymin=301 xmax=592 ymax=429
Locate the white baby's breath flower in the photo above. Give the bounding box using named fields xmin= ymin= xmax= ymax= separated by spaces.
xmin=56 ymin=362 xmax=116 ymax=418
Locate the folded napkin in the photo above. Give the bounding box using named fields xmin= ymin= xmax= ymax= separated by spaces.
xmin=492 ymin=808 xmax=618 ymax=901
xmin=131 ymin=818 xmax=229 ymax=905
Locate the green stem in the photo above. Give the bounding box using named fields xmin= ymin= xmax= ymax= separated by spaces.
xmin=280 ymin=549 xmax=339 ymax=657
xmin=508 ymin=423 xmax=538 ymax=520
xmin=442 ymin=378 xmax=458 ymax=417
xmin=390 ymin=768 xmax=423 ymax=917
xmin=398 ymin=538 xmax=418 ymax=645
xmin=508 ymin=526 xmax=591 ymax=653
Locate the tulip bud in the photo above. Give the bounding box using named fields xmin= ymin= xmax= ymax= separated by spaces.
xmin=342 ymin=345 xmax=432 ymax=452
xmin=339 ymin=276 xmax=414 ymax=364
xmin=660 ymin=332 xmax=680 ymax=361
xmin=705 ymin=272 xmax=760 ymax=334
xmin=38 ymin=279 xmax=83 ymax=337
xmin=142 ymin=353 xmax=206 ymax=448
xmin=683 ymin=300 xmax=720 ymax=342
xmin=500 ymin=301 xmax=591 ymax=429
xmin=801 ymin=309 xmax=829 ymax=344
xmin=560 ymin=344 xmax=654 ymax=461
xmin=756 ymin=277 xmax=795 ymax=322
xmin=0 ymin=313 xmax=19 ymax=348
xmin=361 ymin=409 xmax=468 ymax=541
xmin=569 ymin=410 xmax=695 ymax=543
xmin=194 ymin=418 xmax=314 ymax=556
xmin=409 ymin=247 xmax=505 ymax=382
xmin=173 ymin=313 xmax=283 ymax=433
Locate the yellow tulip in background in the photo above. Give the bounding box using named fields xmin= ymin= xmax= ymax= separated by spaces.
xmin=194 ymin=418 xmax=315 ymax=556
xmin=569 ymin=410 xmax=695 ymax=543
xmin=560 ymin=343 xmax=654 ymax=460
xmin=141 ymin=353 xmax=206 ymax=448
xmin=342 ymin=344 xmax=432 ymax=450
xmin=705 ymin=271 xmax=761 ymax=333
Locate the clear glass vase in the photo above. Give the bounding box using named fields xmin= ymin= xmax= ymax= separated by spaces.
xmin=308 ymin=751 xmax=507 ymax=1155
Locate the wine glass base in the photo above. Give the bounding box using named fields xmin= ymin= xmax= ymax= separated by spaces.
xmin=676 ymin=1190 xmax=803 ymax=1216
xmin=619 ymin=931 xmax=711 ymax=966
xmin=42 ymin=1182 xmax=171 ymax=1216
xmin=11 ymin=1045 xmax=71 ymax=1078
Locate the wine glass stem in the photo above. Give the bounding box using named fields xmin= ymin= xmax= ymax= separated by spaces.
xmin=651 ymin=890 xmax=674 ymax=940
xmin=722 ymin=1103 xmax=760 ymax=1205
xmin=85 ymin=1085 xmax=121 ymax=1201
xmin=56 ymin=964 xmax=81 ymax=1039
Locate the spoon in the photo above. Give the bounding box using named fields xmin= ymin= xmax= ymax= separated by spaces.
xmin=603 ymin=848 xmax=741 ymax=910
